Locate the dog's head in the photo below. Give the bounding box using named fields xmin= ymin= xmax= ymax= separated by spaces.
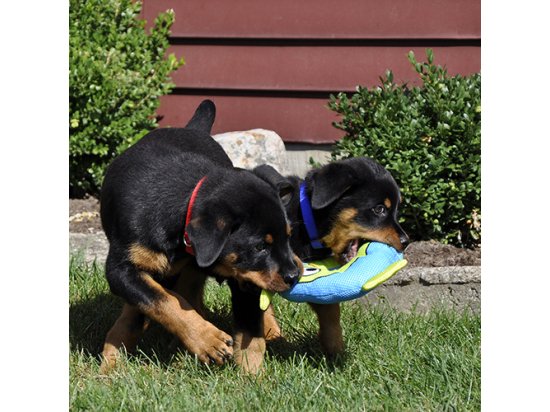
xmin=254 ymin=159 xmax=409 ymax=263
xmin=185 ymin=171 xmax=303 ymax=293
xmin=305 ymin=157 xmax=409 ymax=262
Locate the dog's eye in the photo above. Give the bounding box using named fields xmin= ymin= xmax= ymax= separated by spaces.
xmin=372 ymin=205 xmax=387 ymax=216
xmin=255 ymin=242 xmax=268 ymax=252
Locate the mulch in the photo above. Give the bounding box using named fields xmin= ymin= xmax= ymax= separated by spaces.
xmin=69 ymin=197 xmax=480 ymax=267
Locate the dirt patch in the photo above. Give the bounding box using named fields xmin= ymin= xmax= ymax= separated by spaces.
xmin=404 ymin=240 xmax=480 ymax=267
xmin=69 ymin=197 xmax=481 ymax=267
xmin=69 ymin=196 xmax=102 ymax=234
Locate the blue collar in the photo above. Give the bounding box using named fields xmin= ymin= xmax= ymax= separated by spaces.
xmin=299 ymin=182 xmax=325 ymax=249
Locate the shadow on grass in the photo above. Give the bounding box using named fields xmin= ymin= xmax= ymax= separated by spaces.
xmin=70 ymin=292 xmax=123 ymax=357
xmin=266 ymin=334 xmax=349 ymax=371
xmin=69 ymin=292 xmax=344 ymax=371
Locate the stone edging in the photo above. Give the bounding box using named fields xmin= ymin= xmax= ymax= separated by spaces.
xmin=388 ymin=266 xmax=480 ymax=286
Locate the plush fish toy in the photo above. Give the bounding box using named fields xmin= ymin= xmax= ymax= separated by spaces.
xmin=260 ymin=241 xmax=407 ymax=310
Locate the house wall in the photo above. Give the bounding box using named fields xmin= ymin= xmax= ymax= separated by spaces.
xmin=142 ymin=0 xmax=480 ymax=174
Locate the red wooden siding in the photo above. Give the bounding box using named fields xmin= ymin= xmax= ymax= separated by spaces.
xmin=142 ymin=0 xmax=480 ymax=143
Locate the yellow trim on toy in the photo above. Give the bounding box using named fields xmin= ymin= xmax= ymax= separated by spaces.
xmin=361 ymin=259 xmax=408 ymax=291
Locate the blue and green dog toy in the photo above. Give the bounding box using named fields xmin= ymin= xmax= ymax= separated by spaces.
xmin=260 ymin=241 xmax=407 ymax=310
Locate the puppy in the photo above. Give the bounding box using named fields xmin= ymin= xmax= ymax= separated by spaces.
xmin=99 ymin=100 xmax=302 ymax=374
xmin=254 ymin=158 xmax=409 ymax=355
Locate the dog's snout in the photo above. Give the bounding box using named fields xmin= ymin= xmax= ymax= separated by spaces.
xmin=283 ymin=271 xmax=300 ymax=287
xmin=400 ymin=233 xmax=410 ymax=248
xmin=277 ymin=252 xmax=303 ymax=288
xmin=282 ymin=258 xmax=302 ymax=287
xmin=393 ymin=222 xmax=409 ymax=251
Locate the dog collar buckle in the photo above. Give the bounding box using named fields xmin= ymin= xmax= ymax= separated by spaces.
xmin=183 ymin=233 xmax=192 ymax=248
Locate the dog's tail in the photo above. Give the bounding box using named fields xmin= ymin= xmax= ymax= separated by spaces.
xmin=184 ymin=99 xmax=216 ymax=134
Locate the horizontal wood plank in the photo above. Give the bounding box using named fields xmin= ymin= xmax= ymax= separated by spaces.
xmin=157 ymin=95 xmax=345 ymax=144
xmin=168 ymin=44 xmax=480 ymax=92
xmin=143 ymin=0 xmax=480 ymax=39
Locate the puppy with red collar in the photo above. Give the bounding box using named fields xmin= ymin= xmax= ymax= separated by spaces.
xmin=99 ymin=100 xmax=302 ymax=373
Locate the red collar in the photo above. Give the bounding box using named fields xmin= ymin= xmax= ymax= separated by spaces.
xmin=183 ymin=176 xmax=207 ymax=255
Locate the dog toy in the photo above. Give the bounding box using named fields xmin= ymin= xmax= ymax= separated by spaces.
xmin=260 ymin=242 xmax=407 ymax=309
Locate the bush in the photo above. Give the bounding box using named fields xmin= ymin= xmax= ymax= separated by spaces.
xmin=69 ymin=0 xmax=184 ymax=195
xmin=328 ymin=50 xmax=481 ymax=248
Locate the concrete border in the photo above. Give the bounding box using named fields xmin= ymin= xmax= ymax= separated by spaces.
xmin=362 ymin=266 xmax=480 ymax=314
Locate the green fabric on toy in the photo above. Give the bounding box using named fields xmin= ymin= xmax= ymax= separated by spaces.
xmin=260 ymin=242 xmax=407 ymax=310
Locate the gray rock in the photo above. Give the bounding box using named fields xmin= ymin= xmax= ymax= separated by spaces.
xmin=213 ymin=129 xmax=289 ymax=174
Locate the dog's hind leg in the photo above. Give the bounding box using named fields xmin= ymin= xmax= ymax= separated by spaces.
xmin=172 ymin=261 xmax=208 ymax=318
xmin=168 ymin=262 xmax=209 ymax=351
xmin=100 ymin=304 xmax=150 ymax=373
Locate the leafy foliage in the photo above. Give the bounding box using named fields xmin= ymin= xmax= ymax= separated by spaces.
xmin=329 ymin=50 xmax=481 ymax=247
xmin=69 ymin=0 xmax=184 ymax=195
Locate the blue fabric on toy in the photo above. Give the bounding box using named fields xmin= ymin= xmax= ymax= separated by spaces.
xmin=260 ymin=242 xmax=407 ymax=309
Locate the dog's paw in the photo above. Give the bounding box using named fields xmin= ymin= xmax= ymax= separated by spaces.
xmin=99 ymin=343 xmax=123 ymax=374
xmin=233 ymin=331 xmax=266 ymax=374
xmin=319 ymin=327 xmax=345 ymax=356
xmin=186 ymin=324 xmax=234 ymax=365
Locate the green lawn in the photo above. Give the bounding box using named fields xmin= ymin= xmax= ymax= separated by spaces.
xmin=69 ymin=257 xmax=481 ymax=411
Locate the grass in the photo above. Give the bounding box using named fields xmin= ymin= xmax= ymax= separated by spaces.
xmin=69 ymin=257 xmax=481 ymax=411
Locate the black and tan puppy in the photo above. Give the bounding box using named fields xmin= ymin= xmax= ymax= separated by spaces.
xmin=254 ymin=158 xmax=409 ymax=355
xmin=99 ymin=100 xmax=302 ymax=373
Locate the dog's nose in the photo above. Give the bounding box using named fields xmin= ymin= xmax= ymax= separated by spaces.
xmin=282 ymin=253 xmax=303 ymax=287
xmin=284 ymin=276 xmax=299 ymax=288
xmin=400 ymin=233 xmax=410 ymax=248
xmin=283 ymin=260 xmax=301 ymax=286
xmin=283 ymin=271 xmax=300 ymax=287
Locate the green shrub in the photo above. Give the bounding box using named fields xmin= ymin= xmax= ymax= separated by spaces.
xmin=69 ymin=0 xmax=184 ymax=195
xmin=328 ymin=50 xmax=481 ymax=247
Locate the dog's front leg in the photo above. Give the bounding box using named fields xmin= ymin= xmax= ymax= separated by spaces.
xmin=309 ymin=302 xmax=345 ymax=356
xmin=101 ymin=260 xmax=233 ymax=370
xmin=228 ymin=279 xmax=266 ymax=374
xmin=262 ymin=304 xmax=283 ymax=341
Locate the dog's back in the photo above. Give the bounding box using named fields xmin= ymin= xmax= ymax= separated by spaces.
xmin=100 ymin=100 xmax=232 ymax=241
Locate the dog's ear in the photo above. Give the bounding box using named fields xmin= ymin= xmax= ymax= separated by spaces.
xmin=252 ymin=164 xmax=294 ymax=207
xmin=184 ymin=100 xmax=216 ymax=134
xmin=186 ymin=206 xmax=232 ymax=267
xmin=308 ymin=162 xmax=360 ymax=209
